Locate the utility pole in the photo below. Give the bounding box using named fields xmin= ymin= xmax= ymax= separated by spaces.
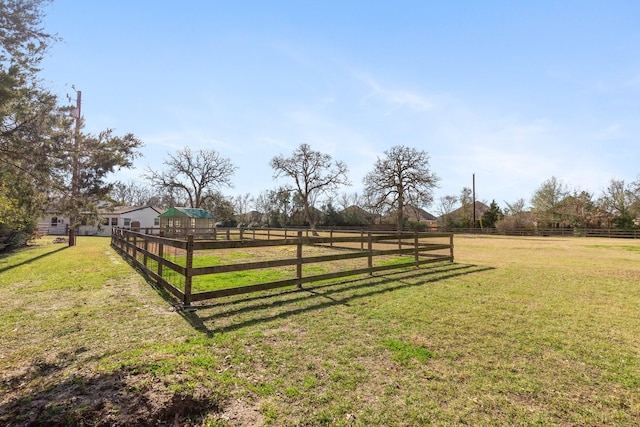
xmin=472 ymin=173 xmax=476 ymax=231
xmin=69 ymin=90 xmax=81 ymax=247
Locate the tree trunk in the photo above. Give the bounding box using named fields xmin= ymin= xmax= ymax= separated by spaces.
xmin=68 ymin=215 xmax=76 ymax=247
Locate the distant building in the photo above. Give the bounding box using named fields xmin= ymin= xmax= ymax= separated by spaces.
xmin=39 ymin=205 xmax=162 ymax=236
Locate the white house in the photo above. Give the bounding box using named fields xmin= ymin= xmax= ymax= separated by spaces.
xmin=39 ymin=205 xmax=162 ymax=236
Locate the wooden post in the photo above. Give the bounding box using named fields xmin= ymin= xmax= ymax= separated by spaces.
xmin=414 ymin=232 xmax=419 ymax=268
xmin=133 ymin=233 xmax=138 ymax=262
xmin=157 ymin=241 xmax=164 ymax=278
xmin=184 ymin=234 xmax=194 ymax=306
xmin=143 ymin=236 xmax=148 ymax=267
xmin=226 ymin=229 xmax=230 ymax=241
xmin=449 ymin=234 xmax=454 ymax=262
xmin=330 ymin=229 xmax=333 ymax=248
xmin=367 ymin=232 xmax=373 ymax=274
xmin=360 ymin=231 xmax=364 ymax=250
xmin=296 ymin=230 xmax=303 ymax=288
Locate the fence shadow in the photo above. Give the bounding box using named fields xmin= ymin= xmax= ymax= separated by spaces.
xmin=0 ymin=245 xmax=68 ymax=274
xmin=177 ymin=263 xmax=494 ymax=336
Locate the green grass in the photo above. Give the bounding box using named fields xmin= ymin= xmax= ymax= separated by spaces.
xmin=1 ymin=235 xmax=640 ymax=425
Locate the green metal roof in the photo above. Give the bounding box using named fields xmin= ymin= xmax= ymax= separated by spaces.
xmin=158 ymin=207 xmax=217 ymax=219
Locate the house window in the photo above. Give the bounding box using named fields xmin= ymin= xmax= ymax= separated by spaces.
xmin=154 ymin=218 xmax=160 ymax=226
xmin=111 ymin=217 xmax=118 ymax=226
xmin=124 ymin=218 xmax=131 ymax=227
xmin=103 ymin=217 xmax=110 ymax=226
xmin=51 ymin=217 xmax=58 ymax=227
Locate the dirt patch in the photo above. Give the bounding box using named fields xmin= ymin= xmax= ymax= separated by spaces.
xmin=218 ymin=398 xmax=264 ymax=426
xmin=0 ymin=369 xmax=222 ymax=426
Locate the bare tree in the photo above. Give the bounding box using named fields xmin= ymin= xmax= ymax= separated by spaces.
xmin=270 ymin=143 xmax=349 ymax=232
xmin=496 ymin=198 xmax=532 ymax=231
xmin=111 ymin=180 xmax=156 ymax=206
xmin=363 ymin=145 xmax=439 ymax=231
xmin=437 ymin=195 xmax=458 ymax=229
xmin=201 ymin=191 xmax=235 ymax=224
xmin=459 ymin=187 xmax=474 ymax=227
xmin=233 ymin=192 xmax=254 ymax=224
xmin=145 ymin=147 xmax=236 ymax=209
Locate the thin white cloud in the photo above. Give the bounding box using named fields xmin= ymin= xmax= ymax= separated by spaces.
xmin=356 ymin=73 xmax=435 ymax=113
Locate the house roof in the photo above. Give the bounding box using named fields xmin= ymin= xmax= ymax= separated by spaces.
xmin=405 ymin=205 xmax=437 ymax=221
xmin=159 ymin=207 xmax=216 ymax=219
xmin=107 ymin=205 xmax=162 ymax=215
xmin=437 ymin=201 xmax=490 ymax=220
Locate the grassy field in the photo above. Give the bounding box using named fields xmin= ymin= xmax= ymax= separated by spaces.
xmin=1 ymin=235 xmax=639 ymax=426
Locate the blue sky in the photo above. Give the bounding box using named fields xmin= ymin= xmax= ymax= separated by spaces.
xmin=40 ymin=1 xmax=640 ymax=212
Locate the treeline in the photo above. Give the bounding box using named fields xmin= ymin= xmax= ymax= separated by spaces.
xmin=436 ymin=176 xmax=640 ymax=232
xmin=111 ymin=144 xmax=438 ymax=232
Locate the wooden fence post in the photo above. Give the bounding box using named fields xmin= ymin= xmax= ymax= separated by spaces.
xmin=414 ymin=232 xmax=419 ymax=267
xmin=450 ymin=234 xmax=454 ymax=262
xmin=368 ymin=232 xmax=373 ymax=274
xmin=296 ymin=230 xmax=303 ymax=288
xmin=133 ymin=234 xmax=138 ymax=262
xmin=184 ymin=234 xmax=194 ymax=306
xmin=157 ymin=241 xmax=164 ymax=279
xmin=143 ymin=235 xmax=148 ymax=267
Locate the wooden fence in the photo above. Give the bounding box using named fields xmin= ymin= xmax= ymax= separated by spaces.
xmin=444 ymin=227 xmax=640 ymax=238
xmin=110 ymin=228 xmax=454 ymax=307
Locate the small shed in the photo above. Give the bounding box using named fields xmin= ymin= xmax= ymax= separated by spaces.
xmin=158 ymin=207 xmax=217 ymax=238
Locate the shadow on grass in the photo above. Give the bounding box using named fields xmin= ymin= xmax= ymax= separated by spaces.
xmin=178 ymin=263 xmax=494 ymax=336
xmin=0 ymin=245 xmax=68 ymax=274
xmin=0 ymin=361 xmax=220 ymax=427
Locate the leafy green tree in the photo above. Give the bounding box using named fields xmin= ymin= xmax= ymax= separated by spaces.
xmin=321 ymin=202 xmax=343 ymax=227
xmin=363 ymin=145 xmax=439 ymax=231
xmin=50 ymin=118 xmax=143 ymax=246
xmin=0 ymin=1 xmax=142 ymax=248
xmin=0 ymin=0 xmax=59 ymax=250
xmin=598 ymin=179 xmax=638 ymax=229
xmin=481 ymin=200 xmax=503 ymax=228
xmin=531 ymin=176 xmax=569 ymax=228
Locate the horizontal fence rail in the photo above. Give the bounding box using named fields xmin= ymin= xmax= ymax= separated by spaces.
xmin=444 ymin=227 xmax=640 ymax=238
xmin=111 ymin=227 xmax=454 ymax=307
